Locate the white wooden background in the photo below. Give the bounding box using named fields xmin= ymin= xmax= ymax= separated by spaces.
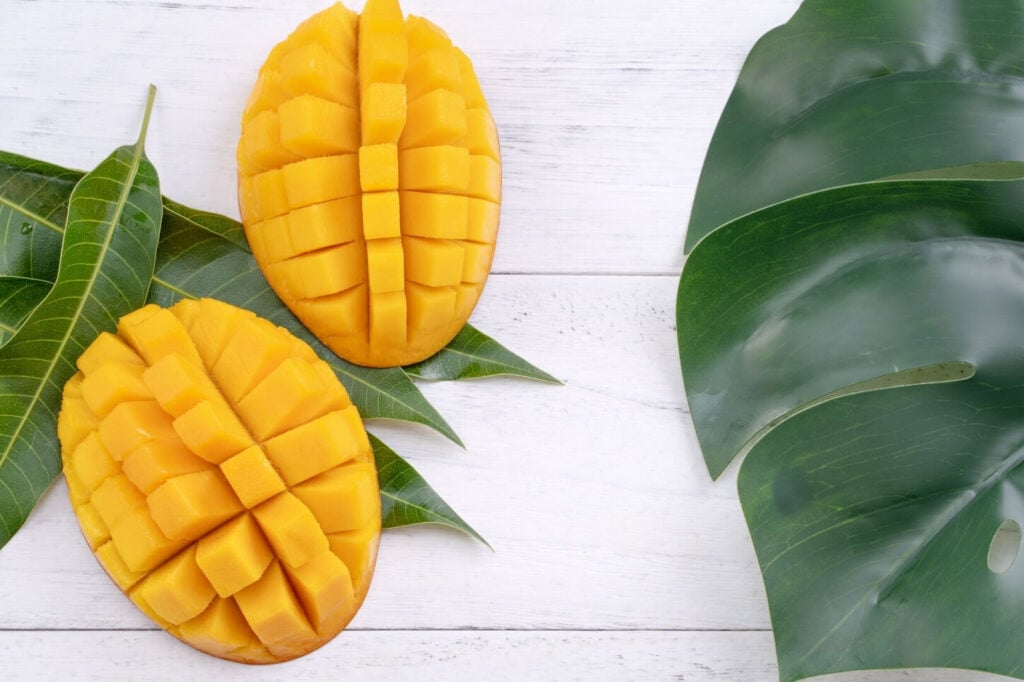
xmin=0 ymin=1 xmax=1011 ymax=680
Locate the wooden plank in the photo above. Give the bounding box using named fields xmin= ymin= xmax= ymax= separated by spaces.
xmin=0 ymin=630 xmax=1010 ymax=681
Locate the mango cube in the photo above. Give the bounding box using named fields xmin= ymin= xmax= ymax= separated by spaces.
xmin=178 ymin=598 xmax=261 ymax=659
xmin=173 ymin=400 xmax=253 ymax=464
xmin=80 ymin=363 xmax=152 ymax=417
xmin=406 ymin=283 xmax=457 ymax=332
xmin=263 ymin=408 xmax=367 ymax=485
xmin=282 ymin=551 xmax=355 ymax=630
xmin=234 ymin=561 xmax=315 ymax=649
xmin=95 ymin=540 xmax=147 ymax=590
xmin=370 ymin=291 xmax=407 ymax=347
xmin=252 ymin=493 xmax=329 ymax=568
xmin=292 ymin=463 xmax=379 ymax=533
xmin=195 ymin=512 xmax=274 ymax=597
xmin=327 ymin=525 xmax=380 ymax=593
xmin=367 ymin=238 xmax=405 ymax=294
xmin=467 ymin=154 xmax=502 ymax=202
xmin=75 ymin=501 xmax=111 ymax=550
xmin=92 ymin=474 xmax=147 ymax=527
xmin=359 ymin=143 xmax=399 ymax=192
xmin=282 ymin=155 xmax=360 ymax=209
xmin=400 ymin=89 xmax=467 ymax=148
xmin=403 ymin=237 xmax=465 ymax=287
xmin=362 ymin=191 xmax=401 ymax=240
xmin=147 ymin=469 xmax=243 ymax=541
xmin=143 ymin=353 xmax=222 ymax=417
xmin=220 ymin=446 xmax=287 ymax=508
xmin=399 ymin=146 xmax=470 ymax=192
xmin=279 ymin=94 xmax=360 ymax=156
xmin=235 ymin=359 xmax=347 ymax=441
xmin=76 ymin=332 xmax=143 ymax=374
xmin=400 ymin=191 xmax=468 ymax=239
xmin=361 ymin=83 xmax=407 ymax=144
xmin=70 ymin=432 xmax=118 ymax=492
xmin=466 ymin=197 xmax=500 ymax=244
xmin=405 ymin=47 xmax=462 ymax=100
xmin=136 ymin=546 xmax=216 ymax=625
xmin=405 ymin=15 xmax=452 ymax=59
xmin=280 ymin=43 xmax=358 ymax=109
xmin=122 ymin=438 xmax=211 ymax=495
xmin=286 ymin=197 xmax=363 ymax=255
xmin=98 ymin=400 xmax=177 ymax=461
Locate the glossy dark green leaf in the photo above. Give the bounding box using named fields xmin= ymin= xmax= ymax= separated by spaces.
xmin=0 ymin=276 xmax=50 ymax=345
xmin=405 ymin=324 xmax=560 ymax=383
xmin=0 ymin=151 xmax=76 ymax=280
xmin=740 ymin=379 xmax=1024 ymax=682
xmin=679 ymin=2 xmax=1024 ymax=679
xmin=685 ymin=0 xmax=1024 ymax=252
xmin=679 ymin=174 xmax=1024 ymax=479
xmin=372 ymin=434 xmax=487 ymax=546
xmin=0 ymin=89 xmax=161 ymax=547
xmin=681 ymin=175 xmax=1024 ymax=680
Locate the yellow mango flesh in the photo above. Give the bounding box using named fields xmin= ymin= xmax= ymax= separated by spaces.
xmin=237 ymin=0 xmax=501 ymax=367
xmin=57 ymin=298 xmax=381 ymax=664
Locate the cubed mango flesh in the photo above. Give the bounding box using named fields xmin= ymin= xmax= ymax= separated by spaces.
xmin=57 ymin=298 xmax=381 ymax=664
xmin=237 ymin=0 xmax=501 ymax=367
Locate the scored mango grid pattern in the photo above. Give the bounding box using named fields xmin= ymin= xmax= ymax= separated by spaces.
xmin=237 ymin=1 xmax=502 ymax=367
xmin=57 ymin=298 xmax=381 ymax=663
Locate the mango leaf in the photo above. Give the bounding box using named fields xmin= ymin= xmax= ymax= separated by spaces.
xmin=0 ymin=152 xmax=75 ymax=280
xmin=0 ymin=276 xmax=50 ymax=345
xmin=372 ymin=434 xmax=487 ymax=546
xmin=0 ymin=88 xmax=161 ymax=547
xmin=685 ymin=0 xmax=1024 ymax=252
xmin=405 ymin=324 xmax=561 ymax=383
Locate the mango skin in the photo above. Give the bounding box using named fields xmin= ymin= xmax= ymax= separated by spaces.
xmin=237 ymin=0 xmax=501 ymax=368
xmin=57 ymin=298 xmax=381 ymax=664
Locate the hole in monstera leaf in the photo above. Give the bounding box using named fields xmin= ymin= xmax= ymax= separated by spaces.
xmin=987 ymin=519 xmax=1022 ymax=574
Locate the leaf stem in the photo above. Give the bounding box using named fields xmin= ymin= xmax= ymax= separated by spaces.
xmin=136 ymin=84 xmax=158 ymax=149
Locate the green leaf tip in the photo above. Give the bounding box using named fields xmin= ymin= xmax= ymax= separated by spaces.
xmin=373 ymin=434 xmax=490 ymax=548
xmin=136 ymin=84 xmax=158 ymax=149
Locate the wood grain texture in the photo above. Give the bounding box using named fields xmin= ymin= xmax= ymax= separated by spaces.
xmin=1 ymin=0 xmax=1002 ymax=681
xmin=0 ymin=631 xmax=1014 ymax=682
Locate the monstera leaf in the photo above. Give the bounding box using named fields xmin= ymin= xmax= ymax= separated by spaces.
xmin=678 ymin=1 xmax=1024 ymax=680
xmin=685 ymin=0 xmax=1024 ymax=252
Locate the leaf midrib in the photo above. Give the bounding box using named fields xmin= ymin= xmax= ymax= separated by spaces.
xmin=0 ymin=143 xmax=147 ymax=472
xmin=421 ymin=344 xmax=558 ymax=382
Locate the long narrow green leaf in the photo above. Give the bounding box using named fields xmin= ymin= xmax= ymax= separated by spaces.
xmin=0 ymin=152 xmax=76 ymax=281
xmin=0 ymin=88 xmax=161 ymax=546
xmin=404 ymin=324 xmax=560 ymax=383
xmin=372 ymin=434 xmax=487 ymax=546
xmin=0 ymin=276 xmax=50 ymax=345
